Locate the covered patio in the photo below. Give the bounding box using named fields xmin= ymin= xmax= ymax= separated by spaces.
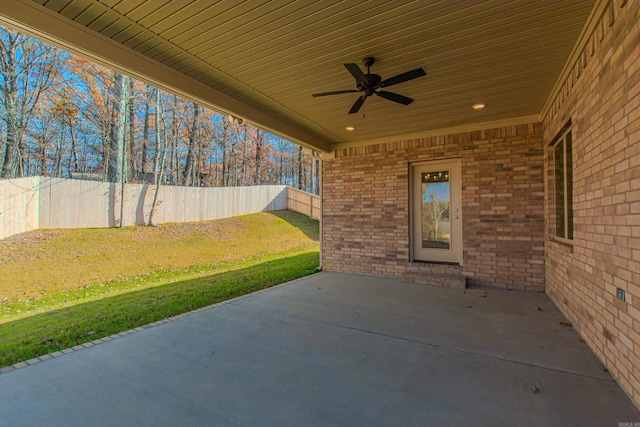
xmin=0 ymin=273 xmax=637 ymax=425
xmin=1 ymin=0 xmax=639 ymax=416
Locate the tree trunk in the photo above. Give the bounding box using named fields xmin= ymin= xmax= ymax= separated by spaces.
xmin=53 ymin=127 xmax=64 ymax=177
xmin=1 ymin=33 xmax=19 ymax=178
xmin=220 ymin=119 xmax=229 ymax=186
xmin=255 ymin=129 xmax=263 ymax=185
xmin=127 ymin=77 xmax=135 ymax=182
xmin=101 ymin=83 xmax=113 ymax=181
xmin=68 ymin=117 xmax=79 ymax=172
xmin=314 ymin=155 xmax=320 ymax=195
xmin=148 ymin=89 xmax=165 ymax=226
xmin=242 ymin=125 xmax=248 ymax=185
xmin=297 ymin=145 xmax=303 ymax=190
xmin=140 ymin=84 xmax=152 ymax=180
xmin=183 ymin=102 xmax=199 ymax=186
xmin=107 ymin=72 xmax=128 ymax=182
xmin=168 ymin=96 xmax=178 ymax=185
xmin=36 ymin=125 xmax=47 ymax=175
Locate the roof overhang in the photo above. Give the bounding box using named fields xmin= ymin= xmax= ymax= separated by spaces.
xmin=0 ymin=0 xmax=599 ymax=153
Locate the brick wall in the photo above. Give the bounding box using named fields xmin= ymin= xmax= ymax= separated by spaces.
xmin=322 ymin=123 xmax=545 ymax=290
xmin=542 ymin=0 xmax=640 ymax=409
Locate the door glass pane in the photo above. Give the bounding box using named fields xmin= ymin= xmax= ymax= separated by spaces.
xmin=421 ymin=171 xmax=450 ymax=249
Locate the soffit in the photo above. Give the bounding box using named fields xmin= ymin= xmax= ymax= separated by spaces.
xmin=1 ymin=0 xmax=596 ymax=152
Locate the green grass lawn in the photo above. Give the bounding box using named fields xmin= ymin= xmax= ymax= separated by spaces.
xmin=0 ymin=210 xmax=319 ymax=368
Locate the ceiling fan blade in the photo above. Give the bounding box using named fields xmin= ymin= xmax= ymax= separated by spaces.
xmin=344 ymin=63 xmax=369 ymax=88
xmin=377 ymin=90 xmax=414 ymax=105
xmin=349 ymin=95 xmax=367 ymax=114
xmin=378 ymin=68 xmax=426 ymax=88
xmin=312 ymin=90 xmax=360 ymax=97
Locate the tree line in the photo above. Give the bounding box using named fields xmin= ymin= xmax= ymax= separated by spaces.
xmin=0 ymin=27 xmax=320 ymax=193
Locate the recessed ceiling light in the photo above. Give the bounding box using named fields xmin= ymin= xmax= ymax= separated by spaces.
xmin=345 ymin=126 xmax=355 ymax=131
xmin=472 ymin=103 xmax=486 ymax=110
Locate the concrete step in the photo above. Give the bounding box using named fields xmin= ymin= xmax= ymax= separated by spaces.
xmin=402 ymin=264 xmax=467 ymax=289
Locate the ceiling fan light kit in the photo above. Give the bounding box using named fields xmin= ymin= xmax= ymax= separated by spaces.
xmin=312 ymin=57 xmax=427 ymax=114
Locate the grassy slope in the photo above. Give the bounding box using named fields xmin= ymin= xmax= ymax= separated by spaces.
xmin=0 ymin=210 xmax=319 ymax=367
xmin=0 ymin=210 xmax=318 ymax=304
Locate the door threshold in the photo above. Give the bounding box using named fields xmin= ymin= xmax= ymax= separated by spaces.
xmin=411 ymin=260 xmax=460 ymax=266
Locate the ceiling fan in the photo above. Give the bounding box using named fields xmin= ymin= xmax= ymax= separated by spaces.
xmin=312 ymin=57 xmax=426 ymax=114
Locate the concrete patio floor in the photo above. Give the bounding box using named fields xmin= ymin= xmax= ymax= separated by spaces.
xmin=0 ymin=272 xmax=638 ymax=426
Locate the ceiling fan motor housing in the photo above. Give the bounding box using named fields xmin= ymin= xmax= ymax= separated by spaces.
xmin=357 ymin=74 xmax=382 ymax=92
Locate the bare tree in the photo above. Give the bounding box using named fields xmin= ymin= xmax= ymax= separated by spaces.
xmin=0 ymin=29 xmax=58 ymax=177
xmin=0 ymin=28 xmax=318 ymax=190
xmin=421 ymin=186 xmax=450 ymax=243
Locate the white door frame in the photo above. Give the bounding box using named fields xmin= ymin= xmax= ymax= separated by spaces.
xmin=410 ymin=159 xmax=462 ymax=264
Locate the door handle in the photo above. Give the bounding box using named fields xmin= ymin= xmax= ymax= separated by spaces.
xmin=454 ymin=215 xmax=459 ymax=219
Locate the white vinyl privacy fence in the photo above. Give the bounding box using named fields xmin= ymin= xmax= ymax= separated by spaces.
xmin=286 ymin=187 xmax=320 ymax=220
xmin=0 ymin=177 xmax=40 ymax=239
xmin=0 ymin=177 xmax=318 ymax=240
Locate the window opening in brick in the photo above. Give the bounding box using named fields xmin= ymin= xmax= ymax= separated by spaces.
xmin=553 ymin=126 xmax=573 ymax=240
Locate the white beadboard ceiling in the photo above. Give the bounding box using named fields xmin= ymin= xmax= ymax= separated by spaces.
xmin=0 ymin=0 xmax=596 ymax=152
